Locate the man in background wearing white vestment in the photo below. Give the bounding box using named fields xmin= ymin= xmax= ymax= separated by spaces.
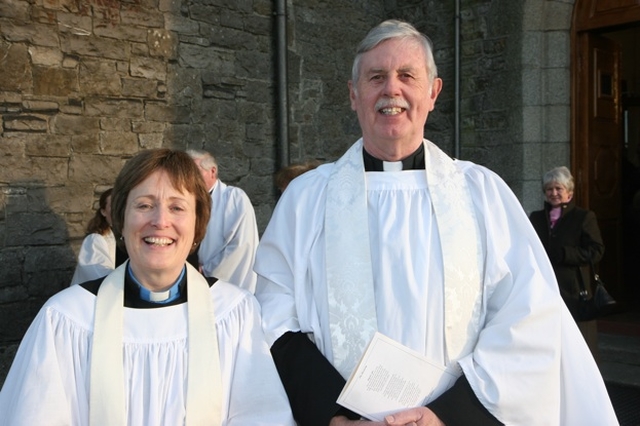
xmin=187 ymin=149 xmax=259 ymax=293
xmin=253 ymin=19 xmax=619 ymax=426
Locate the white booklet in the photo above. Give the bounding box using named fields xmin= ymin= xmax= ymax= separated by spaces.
xmin=336 ymin=332 xmax=458 ymax=422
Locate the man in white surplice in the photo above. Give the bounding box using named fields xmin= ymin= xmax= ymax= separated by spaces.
xmin=187 ymin=149 xmax=259 ymax=292
xmin=254 ymin=20 xmax=619 ymax=426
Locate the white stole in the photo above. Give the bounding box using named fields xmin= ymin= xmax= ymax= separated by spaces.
xmin=89 ymin=262 xmax=222 ymax=425
xmin=325 ymin=138 xmax=484 ymax=378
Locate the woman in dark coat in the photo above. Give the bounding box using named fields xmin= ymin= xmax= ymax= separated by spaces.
xmin=529 ymin=166 xmax=605 ymax=360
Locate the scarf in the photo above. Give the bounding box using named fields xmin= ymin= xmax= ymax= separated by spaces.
xmin=325 ymin=138 xmax=485 ymax=378
xmin=89 ymin=262 xmax=222 ymax=425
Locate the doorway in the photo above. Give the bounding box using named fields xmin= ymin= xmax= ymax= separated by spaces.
xmin=572 ymin=1 xmax=640 ymax=315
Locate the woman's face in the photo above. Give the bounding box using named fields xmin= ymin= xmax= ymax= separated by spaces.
xmin=544 ymin=181 xmax=573 ymax=207
xmin=122 ymin=170 xmax=197 ymax=291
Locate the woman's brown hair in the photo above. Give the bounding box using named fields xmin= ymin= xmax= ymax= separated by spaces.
xmin=111 ymin=149 xmax=211 ymax=254
xmin=86 ymin=188 xmax=113 ymax=236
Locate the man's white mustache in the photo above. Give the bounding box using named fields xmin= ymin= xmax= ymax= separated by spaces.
xmin=375 ymin=98 xmax=410 ymax=110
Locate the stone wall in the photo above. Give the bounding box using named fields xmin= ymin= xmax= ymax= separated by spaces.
xmin=0 ymin=0 xmax=281 ymax=385
xmin=0 ymin=0 xmax=549 ymax=387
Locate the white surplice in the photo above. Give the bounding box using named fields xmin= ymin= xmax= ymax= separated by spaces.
xmin=254 ymin=139 xmax=619 ymax=425
xmin=198 ymin=180 xmax=259 ymax=293
xmin=70 ymin=229 xmax=116 ymax=285
xmin=0 ymin=275 xmax=295 ymax=426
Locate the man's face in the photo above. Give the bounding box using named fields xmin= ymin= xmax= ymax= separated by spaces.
xmin=349 ymin=38 xmax=442 ymax=161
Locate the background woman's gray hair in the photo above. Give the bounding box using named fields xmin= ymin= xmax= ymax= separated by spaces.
xmin=351 ymin=19 xmax=438 ymax=86
xmin=542 ymin=166 xmax=575 ymax=193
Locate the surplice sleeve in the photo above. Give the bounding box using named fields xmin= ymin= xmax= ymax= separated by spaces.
xmin=71 ymin=232 xmax=115 ymax=285
xmin=452 ymin=163 xmax=617 ymax=425
xmin=0 ymin=305 xmax=88 ymax=426
xmin=216 ymin=287 xmax=295 ymax=425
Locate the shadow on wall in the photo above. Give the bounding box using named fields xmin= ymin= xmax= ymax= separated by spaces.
xmin=0 ymin=181 xmax=76 ymax=388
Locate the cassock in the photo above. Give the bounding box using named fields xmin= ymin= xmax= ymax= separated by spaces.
xmin=254 ymin=139 xmax=619 ymax=425
xmin=0 ymin=266 xmax=295 ymax=426
xmin=198 ymin=180 xmax=259 ymax=293
xmin=70 ymin=229 xmax=117 ymax=285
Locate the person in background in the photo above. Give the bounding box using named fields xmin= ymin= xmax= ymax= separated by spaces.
xmin=0 ymin=148 xmax=295 ymax=425
xmin=274 ymin=160 xmax=322 ymax=193
xmin=529 ymin=166 xmax=605 ymax=360
xmin=186 ymin=149 xmax=259 ymax=293
xmin=253 ymin=19 xmax=618 ymax=426
xmin=70 ymin=188 xmax=127 ymax=285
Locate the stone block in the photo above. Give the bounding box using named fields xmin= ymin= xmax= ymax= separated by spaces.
xmin=148 ymin=29 xmax=178 ymax=60
xmin=522 ymin=68 xmax=542 ymax=107
xmin=166 ymin=66 xmax=202 ymax=105
xmin=0 ymin=43 xmax=33 ymax=92
xmin=120 ymin=4 xmax=164 ymax=28
xmin=544 ymin=105 xmax=570 ymax=143
xmin=1 ymin=21 xmax=59 ymax=47
xmin=159 ymin=0 xmax=184 ymax=14
xmin=523 ymin=106 xmax=542 ymax=143
xmin=78 ymin=62 xmax=122 ymax=96
xmin=5 ymin=212 xmax=70 ymax=246
xmin=0 ymin=0 xmax=30 ymax=21
xmin=85 ymin=98 xmax=144 ymax=119
xmin=100 ymin=118 xmax=131 ymax=132
xmin=93 ymin=24 xmax=148 ymax=42
xmin=33 ymin=66 xmax=78 ymax=96
xmin=52 ymin=114 xmax=100 ymax=135
xmin=0 ymin=301 xmax=38 ymax=341
xmin=165 ymin=15 xmax=200 ymax=35
xmin=40 ymin=0 xmax=80 ymax=13
xmin=145 ymin=102 xmax=191 ymax=123
xmin=543 ymin=1 xmax=573 ymax=32
xmin=24 ymin=134 xmax=71 ymax=157
xmin=545 ymin=31 xmax=570 ymax=68
xmin=68 ymin=154 xmax=126 ymax=184
xmin=130 ymin=56 xmax=167 ymax=81
xmin=26 ymin=267 xmax=74 ymax=298
xmin=0 ymin=155 xmax=69 ymax=185
xmin=543 ymin=68 xmax=569 ymax=106
xmin=100 ymin=131 xmax=139 ymax=155
xmin=0 ymin=248 xmax=25 ymax=290
xmin=60 ymin=102 xmax=83 ymax=115
xmin=0 ymin=344 xmax=18 ymax=388
xmin=61 ymin=34 xmax=128 ymax=61
xmin=56 ymin=11 xmax=92 ymax=36
xmin=138 ymin=133 xmax=164 ymax=149
xmin=47 ymin=185 xmax=95 ymax=214
xmin=132 ymin=121 xmax=165 ymax=133
xmin=3 ymin=115 xmax=48 ymax=133
xmin=28 ymin=45 xmax=64 ymax=67
xmin=179 ymin=43 xmax=235 ymax=73
xmin=71 ymin=134 xmax=101 ymax=154
xmin=244 ymin=14 xmax=271 ymax=36
xmin=189 ymin=5 xmax=221 ymax=26
xmin=166 ymin=123 xmax=205 ymax=149
xmin=22 ymin=100 xmax=59 ymax=112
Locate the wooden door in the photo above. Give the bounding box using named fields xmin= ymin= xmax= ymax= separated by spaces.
xmin=575 ymin=33 xmax=623 ymax=300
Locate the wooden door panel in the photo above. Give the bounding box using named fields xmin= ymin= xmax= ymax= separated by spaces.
xmin=588 ymin=34 xmax=623 ymax=298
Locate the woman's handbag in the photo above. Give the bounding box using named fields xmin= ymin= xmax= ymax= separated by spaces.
xmin=576 ymin=261 xmax=617 ymax=321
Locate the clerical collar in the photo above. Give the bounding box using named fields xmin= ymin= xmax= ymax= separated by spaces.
xmin=362 ymin=144 xmax=425 ymax=171
xmin=126 ymin=264 xmax=184 ymax=303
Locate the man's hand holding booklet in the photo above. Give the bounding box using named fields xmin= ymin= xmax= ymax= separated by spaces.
xmin=337 ymin=332 xmax=458 ymax=422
